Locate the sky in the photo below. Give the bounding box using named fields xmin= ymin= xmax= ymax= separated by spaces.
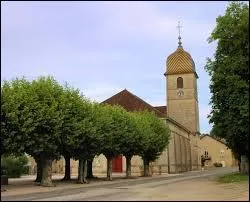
xmin=1 ymin=1 xmax=229 ymax=134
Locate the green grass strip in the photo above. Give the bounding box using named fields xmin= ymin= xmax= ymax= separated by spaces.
xmin=218 ymin=172 xmax=249 ymax=183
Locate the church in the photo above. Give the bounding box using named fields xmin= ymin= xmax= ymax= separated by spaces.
xmin=94 ymin=35 xmax=202 ymax=174
xmin=29 ymin=34 xmax=202 ymax=175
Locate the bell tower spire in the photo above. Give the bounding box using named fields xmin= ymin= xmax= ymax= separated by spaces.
xmin=177 ymin=21 xmax=182 ymax=48
xmin=165 ymin=22 xmax=200 ymax=133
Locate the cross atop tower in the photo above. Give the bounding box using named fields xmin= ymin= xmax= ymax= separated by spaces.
xmin=177 ymin=21 xmax=182 ymax=48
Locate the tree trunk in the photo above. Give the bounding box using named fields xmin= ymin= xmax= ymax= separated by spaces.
xmin=83 ymin=159 xmax=88 ymax=183
xmin=240 ymin=155 xmax=249 ymax=174
xmin=34 ymin=155 xmax=43 ymax=183
xmin=62 ymin=155 xmax=71 ymax=181
xmin=125 ymin=155 xmax=132 ymax=178
xmin=143 ymin=159 xmax=150 ymax=177
xmin=87 ymin=158 xmax=94 ymax=178
xmin=107 ymin=157 xmax=113 ymax=181
xmin=40 ymin=159 xmax=53 ymax=187
xmin=34 ymin=157 xmax=41 ymax=182
xmin=77 ymin=159 xmax=84 ymax=184
xmin=237 ymin=156 xmax=241 ymax=172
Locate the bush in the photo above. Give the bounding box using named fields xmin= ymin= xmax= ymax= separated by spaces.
xmin=1 ymin=154 xmax=29 ymax=178
xmin=213 ymin=162 xmax=223 ymax=167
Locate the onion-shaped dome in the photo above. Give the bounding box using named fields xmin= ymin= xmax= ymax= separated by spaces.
xmin=165 ymin=45 xmax=198 ymax=78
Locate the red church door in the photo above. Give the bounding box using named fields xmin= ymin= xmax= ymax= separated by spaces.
xmin=112 ymin=155 xmax=123 ymax=172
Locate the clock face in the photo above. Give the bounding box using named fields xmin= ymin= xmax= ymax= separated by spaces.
xmin=177 ymin=90 xmax=184 ymax=97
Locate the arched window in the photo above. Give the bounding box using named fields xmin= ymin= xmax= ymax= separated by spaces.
xmin=177 ymin=77 xmax=183 ymax=88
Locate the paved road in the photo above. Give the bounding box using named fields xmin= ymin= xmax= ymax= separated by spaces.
xmin=2 ymin=167 xmax=248 ymax=201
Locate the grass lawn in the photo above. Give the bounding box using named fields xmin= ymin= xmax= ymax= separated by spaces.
xmin=218 ymin=172 xmax=249 ymax=183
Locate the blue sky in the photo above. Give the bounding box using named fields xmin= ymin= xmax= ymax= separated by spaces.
xmin=1 ymin=1 xmax=229 ymax=134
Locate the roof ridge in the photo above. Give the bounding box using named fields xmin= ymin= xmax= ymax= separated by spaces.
xmin=200 ymin=134 xmax=227 ymax=145
xmin=166 ymin=117 xmax=191 ymax=134
xmin=120 ymin=89 xmax=165 ymax=117
xmin=102 ymin=89 xmax=165 ymax=117
xmin=101 ymin=88 xmax=127 ymax=103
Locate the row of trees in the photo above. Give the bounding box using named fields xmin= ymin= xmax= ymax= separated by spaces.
xmin=1 ymin=76 xmax=171 ymax=186
xmin=205 ymin=1 xmax=249 ymax=174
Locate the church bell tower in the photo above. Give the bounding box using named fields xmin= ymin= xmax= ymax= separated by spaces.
xmin=164 ymin=22 xmax=200 ymax=134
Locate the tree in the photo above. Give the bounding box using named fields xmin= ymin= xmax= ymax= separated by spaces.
xmin=87 ymin=158 xmax=96 ymax=179
xmin=57 ymin=84 xmax=89 ymax=181
xmin=205 ymin=2 xmax=249 ymax=174
xmin=73 ymin=102 xmax=105 ymax=184
xmin=121 ymin=111 xmax=147 ymax=178
xmin=1 ymin=78 xmax=30 ymax=157
xmin=1 ymin=76 xmax=66 ymax=186
xmin=1 ymin=79 xmax=44 ymax=182
xmin=97 ymin=104 xmax=124 ymax=181
xmin=136 ymin=111 xmax=170 ymax=176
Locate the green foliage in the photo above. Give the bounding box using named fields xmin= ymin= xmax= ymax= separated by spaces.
xmin=1 ymin=75 xmax=171 ymax=180
xmin=98 ymin=104 xmax=125 ymax=158
xmin=109 ymin=106 xmax=143 ymax=158
xmin=72 ymin=102 xmax=104 ymax=161
xmin=205 ymin=2 xmax=249 ymax=159
xmin=1 ymin=78 xmax=31 ymax=156
xmin=218 ymin=172 xmax=249 ymax=183
xmin=1 ymin=154 xmax=28 ymax=178
xmin=57 ymin=83 xmax=93 ymax=161
xmin=135 ymin=111 xmax=170 ymax=162
xmin=1 ymin=76 xmax=66 ymax=160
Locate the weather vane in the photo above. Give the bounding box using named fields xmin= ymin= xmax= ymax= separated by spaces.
xmin=177 ymin=21 xmax=182 ymax=47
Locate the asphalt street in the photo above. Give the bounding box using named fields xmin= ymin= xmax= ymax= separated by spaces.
xmin=1 ymin=167 xmax=240 ymax=201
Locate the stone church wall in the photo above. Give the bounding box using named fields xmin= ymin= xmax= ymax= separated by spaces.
xmin=131 ymin=155 xmax=143 ymax=174
xmin=152 ymin=146 xmax=169 ymax=174
xmin=26 ymin=121 xmax=200 ymax=176
xmin=190 ymin=134 xmax=201 ymax=171
xmin=166 ymin=120 xmax=192 ymax=173
xmin=167 ymin=73 xmax=199 ymax=133
xmin=167 ymin=130 xmax=176 ymax=173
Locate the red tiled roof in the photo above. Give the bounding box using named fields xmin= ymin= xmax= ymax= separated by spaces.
xmin=153 ymin=106 xmax=167 ymax=117
xmin=101 ymin=89 xmax=166 ymax=118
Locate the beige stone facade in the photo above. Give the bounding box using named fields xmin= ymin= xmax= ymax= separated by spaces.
xmin=166 ymin=73 xmax=199 ymax=133
xmin=165 ymin=45 xmax=201 ymax=172
xmin=200 ymin=135 xmax=237 ymax=167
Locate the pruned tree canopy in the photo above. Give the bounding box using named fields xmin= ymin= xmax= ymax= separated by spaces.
xmin=1 ymin=76 xmax=171 ymax=183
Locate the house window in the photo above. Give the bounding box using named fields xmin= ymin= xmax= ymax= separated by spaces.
xmin=177 ymin=77 xmax=183 ymax=88
xmin=204 ymin=150 xmax=209 ymax=158
xmin=220 ymin=149 xmax=225 ymax=158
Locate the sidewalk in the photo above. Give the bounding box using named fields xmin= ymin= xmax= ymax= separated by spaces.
xmin=2 ymin=168 xmax=239 ymax=198
xmin=2 ymin=168 xmax=248 ymax=201
xmin=1 ymin=172 xmax=180 ymax=197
